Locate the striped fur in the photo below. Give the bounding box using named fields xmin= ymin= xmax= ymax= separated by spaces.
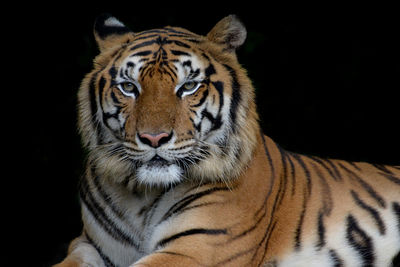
xmin=54 ymin=14 xmax=400 ymax=267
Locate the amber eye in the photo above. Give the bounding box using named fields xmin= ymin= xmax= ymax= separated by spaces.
xmin=121 ymin=82 xmax=136 ymax=92
xmin=177 ymin=81 xmax=201 ymax=98
xmin=118 ymin=82 xmax=139 ymax=97
xmin=182 ymin=81 xmax=197 ymax=91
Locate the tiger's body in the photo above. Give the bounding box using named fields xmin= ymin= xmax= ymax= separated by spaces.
xmin=55 ymin=14 xmax=400 ymax=267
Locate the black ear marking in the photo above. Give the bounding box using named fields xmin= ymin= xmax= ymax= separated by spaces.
xmin=94 ymin=13 xmax=131 ymax=39
xmin=93 ymin=14 xmax=134 ymax=52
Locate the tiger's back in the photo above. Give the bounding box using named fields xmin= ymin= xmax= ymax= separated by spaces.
xmin=261 ymin=143 xmax=400 ymax=266
xmin=54 ymin=14 xmax=400 ymax=267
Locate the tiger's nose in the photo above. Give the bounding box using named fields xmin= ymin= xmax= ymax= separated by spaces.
xmin=138 ymin=132 xmax=172 ymax=148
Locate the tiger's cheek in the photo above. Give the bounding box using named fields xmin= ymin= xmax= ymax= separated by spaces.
xmin=123 ymin=104 xmax=138 ymax=143
xmin=174 ymin=101 xmax=197 ymax=140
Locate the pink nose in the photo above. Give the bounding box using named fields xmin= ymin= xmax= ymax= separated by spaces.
xmin=138 ymin=132 xmax=171 ymax=148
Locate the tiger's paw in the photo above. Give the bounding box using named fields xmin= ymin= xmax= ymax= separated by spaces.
xmin=53 ymin=257 xmax=102 ymax=267
xmin=52 ymin=258 xmax=82 ymax=267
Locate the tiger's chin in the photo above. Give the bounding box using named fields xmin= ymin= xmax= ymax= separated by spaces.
xmin=135 ymin=158 xmax=183 ymax=187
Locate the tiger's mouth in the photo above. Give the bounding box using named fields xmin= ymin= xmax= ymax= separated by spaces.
xmin=135 ymin=154 xmax=184 ymax=187
xmin=147 ymin=155 xmax=171 ymax=167
xmin=119 ymin=139 xmax=207 ymax=187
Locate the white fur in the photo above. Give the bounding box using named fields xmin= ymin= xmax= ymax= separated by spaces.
xmin=136 ymin=163 xmax=183 ymax=187
xmin=67 ymin=240 xmax=106 ymax=267
xmin=104 ymin=17 xmax=125 ymax=28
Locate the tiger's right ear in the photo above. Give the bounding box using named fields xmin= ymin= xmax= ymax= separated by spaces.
xmin=94 ymin=14 xmax=134 ymax=52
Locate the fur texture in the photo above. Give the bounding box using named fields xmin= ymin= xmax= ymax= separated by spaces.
xmin=54 ymin=14 xmax=400 ymax=267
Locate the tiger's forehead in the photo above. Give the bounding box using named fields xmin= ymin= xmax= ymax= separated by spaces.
xmin=124 ymin=26 xmax=202 ymax=57
xmin=116 ymin=28 xmax=207 ymax=83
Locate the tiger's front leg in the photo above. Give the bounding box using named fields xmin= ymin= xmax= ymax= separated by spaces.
xmin=53 ymin=236 xmax=106 ymax=267
xmin=130 ymin=250 xmax=204 ymax=267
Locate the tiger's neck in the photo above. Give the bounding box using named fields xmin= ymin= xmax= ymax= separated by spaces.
xmin=236 ymin=132 xmax=315 ymax=261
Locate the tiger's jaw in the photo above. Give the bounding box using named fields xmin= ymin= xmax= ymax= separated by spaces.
xmin=135 ymin=156 xmax=183 ymax=187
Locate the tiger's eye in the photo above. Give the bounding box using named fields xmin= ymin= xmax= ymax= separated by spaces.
xmin=183 ymin=81 xmax=197 ymax=91
xmin=121 ymin=82 xmax=136 ymax=93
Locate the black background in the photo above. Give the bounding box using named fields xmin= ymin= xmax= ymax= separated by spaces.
xmin=8 ymin=3 xmax=400 ymax=266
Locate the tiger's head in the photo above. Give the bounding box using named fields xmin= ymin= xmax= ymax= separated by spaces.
xmin=78 ymin=14 xmax=259 ymax=189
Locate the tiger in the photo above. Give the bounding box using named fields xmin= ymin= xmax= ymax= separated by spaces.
xmin=54 ymin=14 xmax=400 ymax=267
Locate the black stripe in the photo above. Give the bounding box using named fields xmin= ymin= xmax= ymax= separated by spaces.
xmin=350 ymin=190 xmax=386 ymax=235
xmin=286 ymin=153 xmax=297 ymax=196
xmin=223 ymin=64 xmax=241 ymax=133
xmin=156 ymin=228 xmax=227 ymax=248
xmin=201 ymin=108 xmax=223 ymax=132
xmin=159 ymin=187 xmax=229 ymax=224
xmin=92 ymin=169 xmax=125 ymax=219
xmin=205 ymin=63 xmax=216 ymax=77
xmin=85 ymin=233 xmax=118 ymax=267
xmin=184 ymin=38 xmax=201 ymax=43
xmin=308 ymin=156 xmax=340 ymax=181
xmin=347 ymin=161 xmax=361 ymax=171
xmin=260 ymin=133 xmax=275 ymax=177
xmin=316 ymin=210 xmax=326 ymax=249
xmin=88 ymin=72 xmax=101 ymax=144
xmin=324 ymin=159 xmax=343 ymax=181
xmin=189 ymin=68 xmax=200 ymax=80
xmin=290 ymin=153 xmax=312 ymax=195
xmin=79 ymin=176 xmax=140 ymax=250
xmin=328 ymin=249 xmax=344 ymax=267
xmin=311 ymin=163 xmax=332 ymax=215
xmin=212 ymin=81 xmax=224 ymax=113
xmin=277 ymin=146 xmax=288 ymax=189
xmin=153 ymin=251 xmax=198 ymax=263
xmin=255 ymin=133 xmax=276 ymax=218
xmin=190 ymin=89 xmax=208 ymax=108
xmin=130 ymin=39 xmax=158 ymax=51
xmin=133 ymin=34 xmax=161 ymax=42
xmin=216 ymin=222 xmax=275 ymax=267
xmin=231 ymin=209 xmax=266 ymax=241
xmin=98 ymin=76 xmax=107 ymax=113
xmin=393 ymin=202 xmax=400 ymax=234
xmin=294 ymin=190 xmax=308 ymax=250
xmin=274 ymin=161 xmax=288 ymax=210
xmin=170 ymin=50 xmax=191 ymax=56
xmin=338 ymin=163 xmax=386 ymax=208
xmin=378 ymin=172 xmax=400 ymax=185
xmin=274 ymin=147 xmax=289 ymax=209
xmin=142 ymin=189 xmax=170 ymax=227
xmin=173 ymin=40 xmax=191 ymax=48
xmin=164 ymin=27 xmax=197 ymax=37
xmin=130 ymin=50 xmax=152 ymax=57
xmin=216 ymin=246 xmax=257 ymax=266
xmin=372 ymin=163 xmax=394 ymax=174
xmin=346 ymin=214 xmax=375 ymax=266
xmin=164 ymin=64 xmax=178 ymax=78
xmin=109 ymin=66 xmax=117 ymax=79
xmin=134 ymin=29 xmax=168 ymax=37
xmin=110 ymin=89 xmax=122 ymax=105
xmin=254 ymin=220 xmax=278 ymax=266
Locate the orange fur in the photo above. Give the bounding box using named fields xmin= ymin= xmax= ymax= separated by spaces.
xmin=55 ymin=14 xmax=400 ymax=267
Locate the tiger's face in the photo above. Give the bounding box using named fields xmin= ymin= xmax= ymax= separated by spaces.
xmin=79 ymin=14 xmax=258 ymax=188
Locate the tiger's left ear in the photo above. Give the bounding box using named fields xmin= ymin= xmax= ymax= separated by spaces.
xmin=207 ymin=15 xmax=247 ymax=52
xmin=94 ymin=14 xmax=134 ymax=52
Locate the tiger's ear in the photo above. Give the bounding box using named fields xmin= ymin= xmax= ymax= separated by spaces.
xmin=94 ymin=14 xmax=134 ymax=52
xmin=207 ymin=15 xmax=247 ymax=52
